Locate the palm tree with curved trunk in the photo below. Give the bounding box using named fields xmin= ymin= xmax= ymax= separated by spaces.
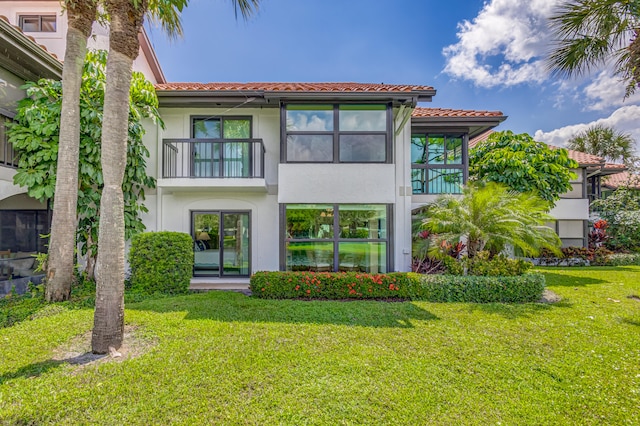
xmin=547 ymin=0 xmax=640 ymax=97
xmin=567 ymin=124 xmax=636 ymax=164
xmin=92 ymin=0 xmax=260 ymax=354
xmin=46 ymin=0 xmax=98 ymax=302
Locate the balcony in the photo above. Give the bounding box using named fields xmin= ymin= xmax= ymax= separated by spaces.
xmin=159 ymin=138 xmax=267 ymax=192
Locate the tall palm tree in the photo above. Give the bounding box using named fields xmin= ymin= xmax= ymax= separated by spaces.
xmin=420 ymin=182 xmax=561 ymax=259
xmin=91 ymin=0 xmax=260 ymax=354
xmin=547 ymin=0 xmax=640 ymax=97
xmin=567 ymin=124 xmax=636 ymax=164
xmin=46 ymin=0 xmax=98 ymax=302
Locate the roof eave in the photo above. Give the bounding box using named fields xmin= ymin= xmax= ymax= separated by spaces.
xmin=156 ymin=88 xmax=437 ymax=107
xmin=0 ymin=18 xmax=62 ymax=81
xmin=139 ymin=28 xmax=166 ymax=84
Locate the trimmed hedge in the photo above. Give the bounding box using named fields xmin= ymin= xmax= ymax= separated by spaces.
xmin=129 ymin=232 xmax=194 ymax=295
xmin=408 ymin=273 xmax=545 ymax=303
xmin=250 ymin=271 xmax=411 ymax=300
xmin=250 ymin=271 xmax=545 ymax=303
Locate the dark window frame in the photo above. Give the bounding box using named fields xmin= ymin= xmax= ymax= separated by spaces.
xmin=190 ymin=115 xmax=253 ymax=178
xmin=190 ymin=209 xmax=252 ymax=278
xmin=411 ymin=131 xmax=469 ymax=194
xmin=18 ymin=15 xmax=57 ymax=32
xmin=279 ymin=203 xmax=394 ymax=272
xmin=0 ymin=209 xmax=51 ymax=253
xmin=281 ymin=103 xmax=393 ymax=164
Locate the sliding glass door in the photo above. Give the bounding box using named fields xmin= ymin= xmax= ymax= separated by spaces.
xmin=192 ymin=211 xmax=250 ymax=277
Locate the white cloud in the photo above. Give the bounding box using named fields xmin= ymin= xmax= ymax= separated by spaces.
xmin=442 ymin=0 xmax=556 ymax=88
xmin=582 ymin=71 xmax=640 ymax=110
xmin=534 ymin=105 xmax=640 ymax=152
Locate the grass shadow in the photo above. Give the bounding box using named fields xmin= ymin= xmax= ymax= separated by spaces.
xmin=538 ymin=271 xmax=607 ymax=287
xmin=128 ymin=291 xmax=439 ymax=328
xmin=467 ymin=300 xmax=574 ymax=320
xmin=0 ymin=352 xmax=105 ymax=385
xmin=621 ymin=318 xmax=640 ymax=327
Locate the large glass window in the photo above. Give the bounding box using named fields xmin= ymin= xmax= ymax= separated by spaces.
xmin=284 ymin=104 xmax=390 ymax=163
xmin=284 ymin=204 xmax=389 ymax=273
xmin=411 ymin=133 xmax=465 ymax=194
xmin=191 ymin=116 xmax=251 ymax=177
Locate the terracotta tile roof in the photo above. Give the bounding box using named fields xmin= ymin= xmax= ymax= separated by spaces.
xmin=155 ymin=82 xmax=435 ymax=93
xmin=603 ymin=171 xmax=640 ymax=189
xmin=562 ymin=149 xmax=606 ymax=166
xmin=412 ymin=107 xmax=504 ymax=118
xmin=0 ymin=15 xmax=59 ymax=61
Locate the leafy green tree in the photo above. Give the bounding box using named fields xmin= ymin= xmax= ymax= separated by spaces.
xmin=547 ymin=0 xmax=640 ymax=97
xmin=592 ymin=188 xmax=640 ymax=250
xmin=420 ymin=182 xmax=561 ymax=258
xmin=470 ymin=131 xmax=579 ymax=204
xmin=8 ymin=50 xmax=159 ymax=279
xmin=567 ymin=124 xmax=636 ymax=164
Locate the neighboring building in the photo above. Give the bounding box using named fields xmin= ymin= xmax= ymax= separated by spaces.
xmin=0 ymin=15 xmax=61 ymax=258
xmin=0 ymin=1 xmax=165 ymax=83
xmin=469 ymin=133 xmax=626 ymax=248
xmin=601 ymin=171 xmax=640 ymax=194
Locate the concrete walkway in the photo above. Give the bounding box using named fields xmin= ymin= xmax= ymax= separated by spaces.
xmin=190 ymin=277 xmax=250 ymax=294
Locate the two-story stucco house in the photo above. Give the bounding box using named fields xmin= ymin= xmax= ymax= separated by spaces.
xmin=144 ymin=83 xmax=505 ymax=278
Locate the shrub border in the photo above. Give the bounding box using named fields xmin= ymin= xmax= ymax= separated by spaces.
xmin=250 ymin=271 xmax=545 ymax=303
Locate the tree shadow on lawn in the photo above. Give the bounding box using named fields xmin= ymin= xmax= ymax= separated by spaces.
xmin=468 ymin=300 xmax=574 ymax=320
xmin=128 ymin=292 xmax=439 ymax=328
xmin=0 ymin=352 xmax=105 ymax=385
xmin=539 ymin=271 xmax=608 ymax=287
xmin=621 ymin=317 xmax=640 ymax=327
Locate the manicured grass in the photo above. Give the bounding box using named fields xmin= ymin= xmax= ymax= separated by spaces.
xmin=1 ymin=267 xmax=639 ymax=424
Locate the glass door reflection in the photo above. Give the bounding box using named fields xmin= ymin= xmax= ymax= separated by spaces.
xmin=192 ymin=211 xmax=250 ymax=277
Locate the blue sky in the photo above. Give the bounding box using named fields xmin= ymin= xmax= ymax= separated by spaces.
xmin=147 ymin=0 xmax=640 ymax=150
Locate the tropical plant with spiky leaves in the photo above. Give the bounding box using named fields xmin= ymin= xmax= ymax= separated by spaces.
xmin=420 ymin=182 xmax=561 ymax=259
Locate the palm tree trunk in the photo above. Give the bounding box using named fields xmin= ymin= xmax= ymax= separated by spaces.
xmin=92 ymin=0 xmax=146 ymax=354
xmin=46 ymin=1 xmax=96 ymax=302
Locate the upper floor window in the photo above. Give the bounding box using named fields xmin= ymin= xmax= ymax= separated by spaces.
xmin=411 ymin=133 xmax=466 ymax=194
xmin=284 ymin=104 xmax=390 ymax=163
xmin=191 ymin=116 xmax=252 ymax=177
xmin=19 ymin=15 xmax=57 ymax=32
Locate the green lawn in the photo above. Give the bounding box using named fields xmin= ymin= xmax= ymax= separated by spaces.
xmin=1 ymin=267 xmax=639 ymax=425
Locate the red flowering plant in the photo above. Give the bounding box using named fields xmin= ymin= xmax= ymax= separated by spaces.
xmin=250 ymin=271 xmax=413 ymax=299
xmin=589 ymin=219 xmax=609 ymax=248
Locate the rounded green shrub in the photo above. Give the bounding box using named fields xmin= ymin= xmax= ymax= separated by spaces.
xmin=129 ymin=232 xmax=194 ymax=295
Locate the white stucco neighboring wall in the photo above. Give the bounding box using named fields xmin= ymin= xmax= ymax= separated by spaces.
xmin=549 ymin=198 xmax=590 ymax=220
